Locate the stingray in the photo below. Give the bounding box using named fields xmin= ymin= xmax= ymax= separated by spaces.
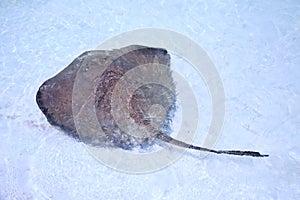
xmin=36 ymin=45 xmax=268 ymax=157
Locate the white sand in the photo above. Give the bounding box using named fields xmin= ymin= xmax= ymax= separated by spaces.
xmin=0 ymin=0 xmax=299 ymax=199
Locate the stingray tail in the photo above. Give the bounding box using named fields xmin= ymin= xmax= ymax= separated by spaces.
xmin=155 ymin=133 xmax=269 ymax=158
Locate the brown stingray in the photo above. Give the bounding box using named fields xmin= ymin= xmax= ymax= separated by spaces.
xmin=36 ymin=45 xmax=268 ymax=157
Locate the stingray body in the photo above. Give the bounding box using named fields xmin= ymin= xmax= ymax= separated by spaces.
xmin=37 ymin=45 xmax=175 ymax=149
xmin=36 ymin=45 xmax=268 ymax=157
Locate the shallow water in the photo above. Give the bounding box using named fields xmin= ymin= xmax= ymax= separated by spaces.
xmin=0 ymin=0 xmax=299 ymax=199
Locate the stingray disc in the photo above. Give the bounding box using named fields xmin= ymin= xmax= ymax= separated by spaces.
xmin=36 ymin=45 xmax=176 ymax=149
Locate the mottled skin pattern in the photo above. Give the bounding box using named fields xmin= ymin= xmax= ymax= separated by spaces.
xmin=95 ymin=48 xmax=175 ymax=149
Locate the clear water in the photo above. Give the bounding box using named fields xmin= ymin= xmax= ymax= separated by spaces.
xmin=0 ymin=0 xmax=299 ymax=199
